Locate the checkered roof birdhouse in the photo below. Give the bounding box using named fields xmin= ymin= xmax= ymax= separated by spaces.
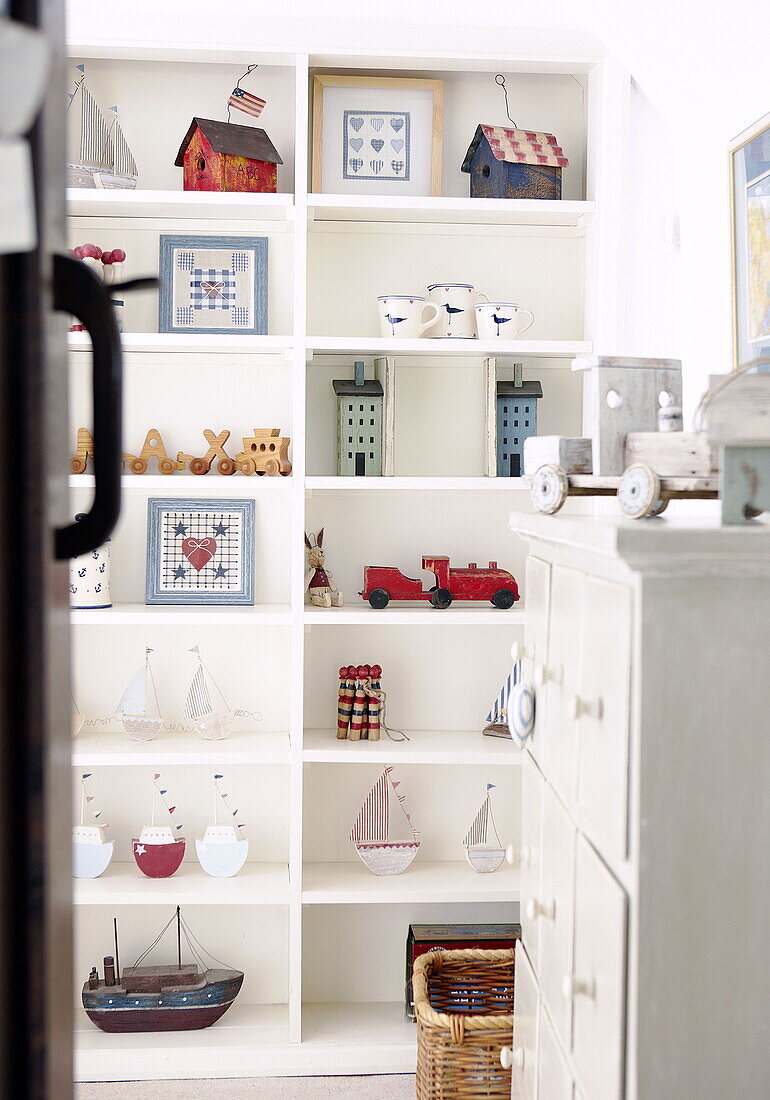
xmin=461 ymin=124 xmax=569 ymax=200
xmin=175 ymin=117 xmax=283 ymax=194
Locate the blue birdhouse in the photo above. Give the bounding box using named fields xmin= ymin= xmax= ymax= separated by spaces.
xmin=461 ymin=125 xmax=569 ymax=200
xmin=496 ymin=378 xmax=543 ymax=477
xmin=333 ymin=361 xmax=383 ymax=476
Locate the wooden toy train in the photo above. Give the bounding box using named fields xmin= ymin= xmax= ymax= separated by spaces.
xmin=72 ymin=427 xmax=292 ymax=477
xmin=525 ymin=356 xmax=770 ymax=523
xmin=361 ymin=555 xmax=520 ymax=609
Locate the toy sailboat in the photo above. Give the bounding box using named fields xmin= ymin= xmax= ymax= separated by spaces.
xmin=73 ymin=773 xmax=114 ymax=879
xmin=72 ymin=693 xmax=85 ymax=738
xmin=67 ymin=65 xmax=138 ymax=189
xmin=483 ymin=664 xmax=520 ymax=739
xmin=196 ymin=774 xmax=248 ymax=878
xmin=350 ymin=766 xmax=420 ymax=876
xmin=184 ymin=647 xmax=234 ymax=741
xmin=115 ymin=648 xmax=163 ymax=741
xmin=83 ymin=907 xmax=244 ymax=1033
xmin=463 ymin=784 xmax=510 ymax=874
xmin=133 ymin=773 xmax=185 ymax=878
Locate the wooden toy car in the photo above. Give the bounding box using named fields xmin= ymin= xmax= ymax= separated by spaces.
xmin=360 ymin=555 xmax=519 ymax=610
xmin=235 ymin=429 xmax=292 ymax=476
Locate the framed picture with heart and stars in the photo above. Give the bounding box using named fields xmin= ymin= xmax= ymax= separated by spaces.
xmin=146 ymin=498 xmax=255 ymax=605
xmin=158 ymin=234 xmax=268 ymax=335
xmin=312 ymin=75 xmax=443 ymax=196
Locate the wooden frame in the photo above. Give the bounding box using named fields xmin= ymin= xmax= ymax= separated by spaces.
xmin=729 ymin=110 xmax=770 ymax=369
xmin=311 ymin=74 xmax=443 ymax=196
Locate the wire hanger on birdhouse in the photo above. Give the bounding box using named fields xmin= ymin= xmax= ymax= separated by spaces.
xmin=227 ymin=63 xmax=265 ymax=123
xmin=495 ymin=74 xmax=517 ymax=128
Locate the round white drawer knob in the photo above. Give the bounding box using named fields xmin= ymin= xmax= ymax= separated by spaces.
xmin=567 ymin=694 xmax=581 ymax=720
xmin=562 ymin=974 xmax=596 ymax=1001
xmin=568 ymin=695 xmax=603 ymax=721
xmin=512 ymin=1048 xmax=525 ymax=1070
xmin=525 ymin=897 xmax=554 ymax=922
xmin=606 ymin=388 xmax=623 ymax=409
xmin=510 ymin=641 xmax=524 ymax=662
xmin=505 ymin=844 xmax=515 ymax=866
xmin=519 ymin=844 xmax=531 ymax=868
xmin=534 ymin=663 xmax=547 ymax=686
xmin=500 ymin=1046 xmax=513 ymax=1070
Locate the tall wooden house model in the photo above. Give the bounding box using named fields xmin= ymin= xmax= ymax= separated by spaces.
xmin=175 ymin=117 xmax=283 ymax=193
xmin=333 ymin=362 xmax=383 ymax=476
xmin=461 ymin=124 xmax=569 ymax=200
xmin=496 ymin=378 xmax=543 ymax=476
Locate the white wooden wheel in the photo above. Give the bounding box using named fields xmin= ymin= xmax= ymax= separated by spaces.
xmin=531 ymin=464 xmax=569 ymax=515
xmin=618 ymin=463 xmax=662 ymax=519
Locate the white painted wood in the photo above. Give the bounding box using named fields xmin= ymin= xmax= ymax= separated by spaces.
xmin=542 ymin=566 xmax=582 ymax=804
xmin=303 ymin=607 xmax=526 ymax=626
xmin=571 ymin=836 xmax=627 ymax=1100
xmin=69 ymin=332 xmax=293 ymax=355
xmin=68 ymin=188 xmax=293 ymax=221
xmin=536 ymin=783 xmax=575 ymax=1049
xmin=302 ymin=861 xmax=520 ymax=905
xmin=523 ymin=555 xmax=550 ymax=766
xmin=520 ymin=756 xmax=545 ymax=973
xmin=307 ymin=337 xmax=592 ymax=359
xmin=305 ymin=476 xmax=534 ymax=491
xmin=706 ymin=374 xmax=770 ymax=444
xmin=484 ymin=356 xmax=497 ymax=477
xmin=511 ymin=944 xmax=539 ymax=1100
xmin=303 ymin=728 xmax=522 ymax=766
xmin=538 ymin=1004 xmax=573 ymax=1100
xmin=74 ymin=863 xmax=289 ymax=906
xmin=309 ymin=195 xmax=595 ymax=228
xmin=623 ymin=431 xmax=715 ymax=476
xmin=72 ymin=730 xmax=290 ymax=766
xmin=523 ymin=435 xmax=592 ymax=475
xmin=374 ymin=355 xmax=396 ymax=476
xmin=71 ymin=603 xmax=292 ymax=625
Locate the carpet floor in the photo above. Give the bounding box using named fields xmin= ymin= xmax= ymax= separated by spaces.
xmin=76 ymin=1077 xmax=415 ymax=1098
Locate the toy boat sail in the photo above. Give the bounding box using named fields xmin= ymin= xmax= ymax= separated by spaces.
xmin=73 ymin=773 xmax=114 ymax=879
xmin=184 ymin=647 xmax=235 ymax=741
xmin=83 ymin=907 xmax=243 ymax=1033
xmin=196 ymin=774 xmax=249 ymax=878
xmin=463 ymin=783 xmax=509 ymax=873
xmin=482 ymin=663 xmax=520 ymax=739
xmin=72 ymin=693 xmax=85 ymax=737
xmin=115 ymin=648 xmax=163 ymax=741
xmin=67 ymin=65 xmax=138 ymax=190
xmin=350 ymin=766 xmax=420 ymax=876
xmin=133 ymin=773 xmax=185 ymax=878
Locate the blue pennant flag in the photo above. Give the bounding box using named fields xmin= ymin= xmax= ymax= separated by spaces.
xmin=82 ymin=773 xmax=92 ymax=779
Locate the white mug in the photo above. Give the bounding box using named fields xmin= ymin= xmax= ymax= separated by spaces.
xmin=426 ymin=283 xmax=489 ymax=339
xmin=475 ymin=302 xmax=535 ymax=339
xmin=377 ymin=295 xmax=441 ymax=338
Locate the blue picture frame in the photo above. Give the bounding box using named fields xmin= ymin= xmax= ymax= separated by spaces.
xmin=158 ymin=234 xmax=268 ymax=336
xmin=146 ymin=498 xmax=255 ymax=606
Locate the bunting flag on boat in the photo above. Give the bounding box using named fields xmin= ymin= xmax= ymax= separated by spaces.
xmin=486 ymin=663 xmax=520 ymax=725
xmin=154 ymin=774 xmax=183 ymax=832
xmin=80 ymin=773 xmax=109 ymax=831
xmin=213 ymin=774 xmax=245 ymax=831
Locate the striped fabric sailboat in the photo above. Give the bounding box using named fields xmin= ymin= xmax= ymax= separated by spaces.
xmin=350 ymin=766 xmax=420 ymax=876
xmin=67 ymin=66 xmax=138 ymax=189
xmin=184 ymin=647 xmax=235 ymax=741
xmin=483 ymin=663 xmax=520 ymax=738
xmin=463 ymin=783 xmax=508 ymax=873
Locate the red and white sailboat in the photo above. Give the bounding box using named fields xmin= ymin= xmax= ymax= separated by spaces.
xmin=350 ymin=766 xmax=420 ymax=876
xmin=133 ymin=773 xmax=185 ymax=878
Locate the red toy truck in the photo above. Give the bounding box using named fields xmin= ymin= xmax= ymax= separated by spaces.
xmin=360 ymin=555 xmax=519 ymax=610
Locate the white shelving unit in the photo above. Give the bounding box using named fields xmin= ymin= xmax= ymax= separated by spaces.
xmin=67 ymin=15 xmax=627 ymax=1081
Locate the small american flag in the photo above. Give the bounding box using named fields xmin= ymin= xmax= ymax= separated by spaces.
xmin=228 ymin=86 xmax=265 ymax=119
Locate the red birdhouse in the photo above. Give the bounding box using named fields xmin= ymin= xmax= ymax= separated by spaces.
xmin=175 ymin=117 xmax=283 ymax=194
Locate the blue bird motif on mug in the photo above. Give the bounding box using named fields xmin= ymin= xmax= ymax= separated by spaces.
xmin=385 ymin=313 xmax=407 ymax=335
xmin=492 ymin=313 xmax=512 ymax=335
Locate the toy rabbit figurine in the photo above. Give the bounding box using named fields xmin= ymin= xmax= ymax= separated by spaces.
xmin=304 ymin=529 xmax=343 ymax=607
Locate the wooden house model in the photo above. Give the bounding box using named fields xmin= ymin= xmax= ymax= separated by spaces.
xmin=175 ymin=117 xmax=283 ymax=193
xmin=333 ymin=362 xmax=383 ymax=476
xmin=496 ymin=378 xmax=543 ymax=477
xmin=461 ymin=124 xmax=569 ymax=200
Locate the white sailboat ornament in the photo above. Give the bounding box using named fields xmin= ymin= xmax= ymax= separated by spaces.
xmin=67 ymin=65 xmax=138 ymax=189
xmin=115 ymin=648 xmax=163 ymax=742
xmin=196 ymin=774 xmax=249 ymax=878
xmin=463 ymin=783 xmax=514 ymax=874
xmin=184 ymin=647 xmax=235 ymax=741
xmin=72 ymin=773 xmax=114 ymax=879
xmin=72 ymin=693 xmax=85 ymax=738
xmin=350 ymin=766 xmax=420 ymax=876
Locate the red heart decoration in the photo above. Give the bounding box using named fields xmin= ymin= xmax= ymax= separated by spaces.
xmin=182 ymin=537 xmax=217 ymax=572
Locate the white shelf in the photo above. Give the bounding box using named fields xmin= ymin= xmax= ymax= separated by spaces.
xmin=307 ymin=336 xmax=591 ymax=360
xmin=304 ymin=606 xmax=525 ymax=626
xmin=309 ymin=193 xmax=595 ymax=229
xmin=74 ymin=862 xmax=289 ymax=906
xmin=306 ymin=476 xmax=532 ymax=492
xmin=75 ymin=1002 xmax=416 ymax=1081
xmin=68 ymin=188 xmax=294 ymax=222
xmin=71 ymin=603 xmax=292 ymax=626
xmin=70 ymin=474 xmax=292 ymax=493
xmin=72 ymin=730 xmax=290 ymax=766
xmin=302 ymin=861 xmax=520 ymax=904
xmin=68 ymin=332 xmax=293 ymax=355
xmin=303 ymin=728 xmax=522 ymax=765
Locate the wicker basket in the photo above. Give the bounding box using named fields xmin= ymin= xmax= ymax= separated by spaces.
xmin=414 ymin=947 xmax=516 ymax=1099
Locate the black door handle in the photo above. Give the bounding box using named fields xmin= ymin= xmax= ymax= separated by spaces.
xmin=52 ymin=254 xmax=156 ymax=560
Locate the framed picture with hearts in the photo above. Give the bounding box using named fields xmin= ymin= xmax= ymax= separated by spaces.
xmin=146 ymin=498 xmax=255 ymax=605
xmin=312 ymin=75 xmax=443 ymax=196
xmin=158 ymin=234 xmax=268 ymax=335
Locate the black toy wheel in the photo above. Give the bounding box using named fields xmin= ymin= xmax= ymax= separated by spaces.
xmin=368 ymin=588 xmax=390 ymax=609
xmin=429 ymin=588 xmax=453 ymax=609
xmin=492 ymin=588 xmax=516 ymax=609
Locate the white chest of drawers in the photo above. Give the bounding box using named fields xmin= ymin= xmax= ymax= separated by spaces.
xmin=508 ymin=513 xmax=770 ymax=1100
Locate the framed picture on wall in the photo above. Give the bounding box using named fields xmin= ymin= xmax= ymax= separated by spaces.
xmin=730 ymin=112 xmax=770 ymax=370
xmin=158 ymin=234 xmax=268 ymax=335
xmin=312 ymin=74 xmax=443 ymax=196
xmin=146 ymin=498 xmax=255 ymax=605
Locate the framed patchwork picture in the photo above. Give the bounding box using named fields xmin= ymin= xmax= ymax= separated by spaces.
xmin=730 ymin=112 xmax=770 ymax=369
xmin=312 ymin=75 xmax=443 ymax=196
xmin=146 ymin=498 xmax=255 ymax=606
xmin=158 ymin=234 xmax=267 ymax=335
